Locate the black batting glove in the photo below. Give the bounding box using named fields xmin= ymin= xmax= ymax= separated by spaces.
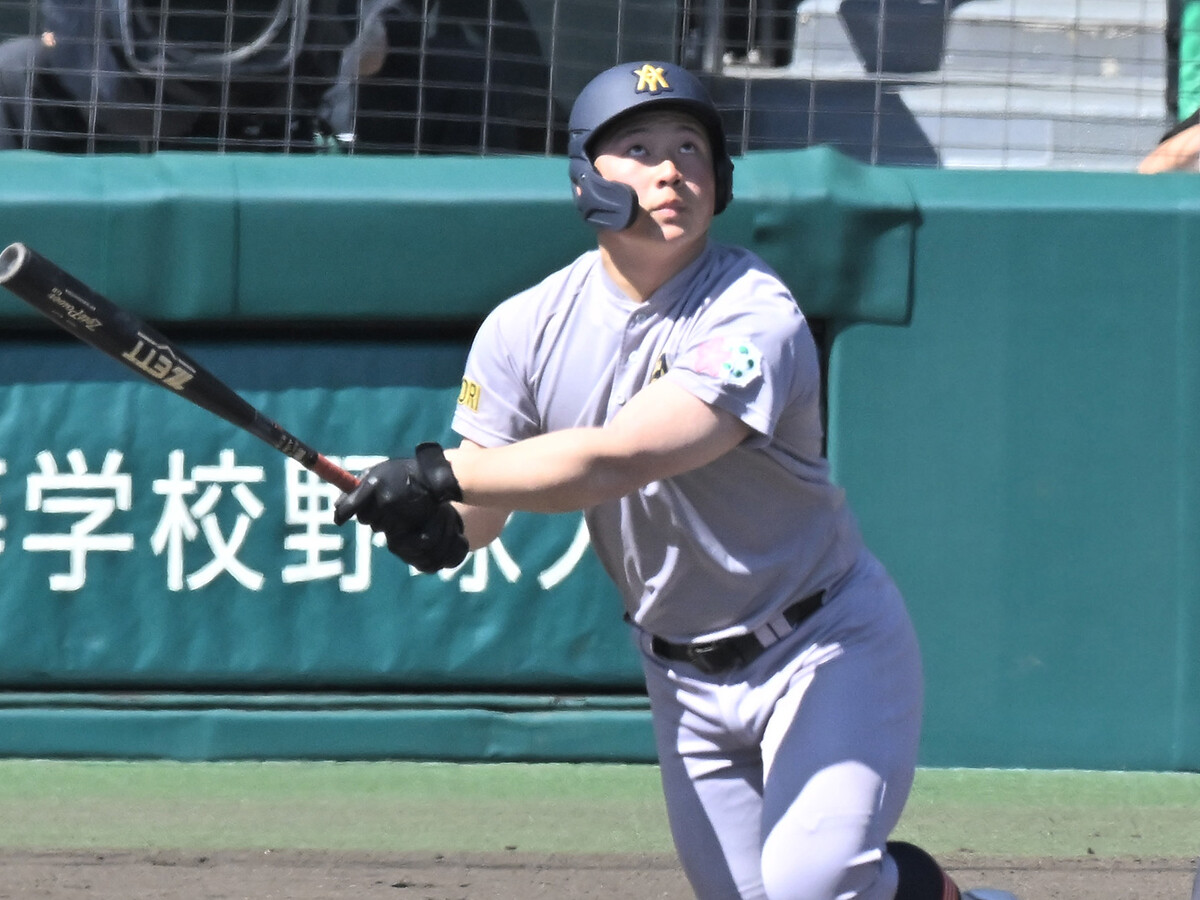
xmin=384 ymin=503 xmax=469 ymax=573
xmin=332 ymin=442 xmax=463 ymax=532
xmin=333 ymin=443 xmax=467 ymax=572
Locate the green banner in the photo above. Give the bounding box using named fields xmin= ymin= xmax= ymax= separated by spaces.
xmin=0 ymin=340 xmax=639 ymax=690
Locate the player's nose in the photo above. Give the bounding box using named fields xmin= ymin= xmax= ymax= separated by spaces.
xmin=652 ymin=157 xmax=684 ymax=187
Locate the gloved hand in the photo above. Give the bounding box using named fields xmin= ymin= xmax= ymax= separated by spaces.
xmin=333 ymin=442 xmax=467 ymax=572
xmin=382 ymin=502 xmax=469 ymax=573
xmin=333 ymin=442 xmax=462 ymax=531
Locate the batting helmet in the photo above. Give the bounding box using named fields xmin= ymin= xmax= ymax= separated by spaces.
xmin=568 ymin=61 xmax=734 ymax=231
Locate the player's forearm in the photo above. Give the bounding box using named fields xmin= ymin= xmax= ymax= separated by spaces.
xmin=456 ymin=502 xmax=511 ymax=551
xmin=1138 ymin=126 xmax=1200 ymax=173
xmin=445 ymin=429 xmax=651 ymax=513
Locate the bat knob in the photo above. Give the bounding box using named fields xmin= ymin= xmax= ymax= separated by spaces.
xmin=0 ymin=243 xmax=28 ymax=285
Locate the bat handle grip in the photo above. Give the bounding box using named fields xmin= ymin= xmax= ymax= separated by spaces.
xmin=309 ymin=455 xmax=361 ymax=493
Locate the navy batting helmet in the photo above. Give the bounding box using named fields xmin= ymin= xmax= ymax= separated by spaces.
xmin=568 ymin=61 xmax=734 ymax=231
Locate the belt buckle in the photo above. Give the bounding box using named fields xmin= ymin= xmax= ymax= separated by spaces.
xmin=687 ymin=640 xmax=735 ymax=675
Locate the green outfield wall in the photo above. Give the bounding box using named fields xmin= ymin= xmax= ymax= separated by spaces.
xmin=0 ymin=149 xmax=1195 ymax=770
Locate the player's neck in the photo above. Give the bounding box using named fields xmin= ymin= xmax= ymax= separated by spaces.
xmin=598 ymin=235 xmax=707 ymax=302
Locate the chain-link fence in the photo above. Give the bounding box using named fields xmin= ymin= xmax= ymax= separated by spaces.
xmin=0 ymin=1 xmax=1176 ymax=168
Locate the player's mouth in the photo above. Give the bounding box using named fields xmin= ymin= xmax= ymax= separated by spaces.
xmin=650 ymin=200 xmax=687 ymax=216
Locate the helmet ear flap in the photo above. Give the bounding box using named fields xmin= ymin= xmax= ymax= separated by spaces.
xmin=714 ymin=154 xmax=734 ymax=216
xmin=569 ymin=156 xmax=639 ymax=231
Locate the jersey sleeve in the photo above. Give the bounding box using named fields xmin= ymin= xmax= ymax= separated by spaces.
xmin=451 ymin=299 xmax=541 ymax=448
xmin=663 ymin=268 xmax=818 ymax=444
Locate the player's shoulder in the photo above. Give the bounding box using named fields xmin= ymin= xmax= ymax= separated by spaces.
xmin=702 ymin=242 xmax=803 ymax=320
xmin=485 ymin=249 xmax=602 ymax=327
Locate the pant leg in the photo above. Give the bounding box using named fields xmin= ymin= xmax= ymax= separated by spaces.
xmin=757 ymin=576 xmax=923 ymax=900
xmin=0 ymin=36 xmax=40 ymax=149
xmin=0 ymin=35 xmax=89 ymax=151
xmin=639 ymin=558 xmax=925 ymax=900
xmin=644 ymin=651 xmax=768 ymax=900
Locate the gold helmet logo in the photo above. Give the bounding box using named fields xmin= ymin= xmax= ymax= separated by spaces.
xmin=633 ymin=64 xmax=671 ymax=94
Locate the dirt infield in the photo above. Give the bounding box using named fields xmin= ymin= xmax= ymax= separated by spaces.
xmin=0 ymin=850 xmax=1193 ymax=899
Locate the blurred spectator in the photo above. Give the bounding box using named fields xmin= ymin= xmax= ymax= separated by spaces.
xmin=0 ymin=30 xmax=72 ymax=151
xmin=0 ymin=0 xmax=351 ymax=152
xmin=1176 ymin=0 xmax=1200 ymax=123
xmin=0 ymin=0 xmax=563 ymax=155
xmin=1143 ymin=1 xmax=1200 ymax=173
xmin=1138 ymin=109 xmax=1200 ymax=172
xmin=723 ymin=0 xmax=795 ymax=67
xmin=319 ymin=0 xmax=564 ymax=155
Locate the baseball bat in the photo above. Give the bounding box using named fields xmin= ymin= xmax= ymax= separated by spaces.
xmin=0 ymin=242 xmax=360 ymax=493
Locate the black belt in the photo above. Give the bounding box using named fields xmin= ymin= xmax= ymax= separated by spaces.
xmin=650 ymin=591 xmax=826 ymax=675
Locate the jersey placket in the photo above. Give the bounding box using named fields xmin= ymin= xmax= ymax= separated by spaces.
xmin=608 ymin=307 xmax=656 ymax=418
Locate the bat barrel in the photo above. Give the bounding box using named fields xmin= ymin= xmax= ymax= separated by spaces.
xmin=0 ymin=240 xmax=361 ymax=494
xmin=0 ymin=242 xmax=27 ymax=283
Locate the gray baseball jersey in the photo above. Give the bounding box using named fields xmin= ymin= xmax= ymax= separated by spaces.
xmin=451 ymin=240 xmax=865 ymax=643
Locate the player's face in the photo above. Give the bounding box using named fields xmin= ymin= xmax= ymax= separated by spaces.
xmin=591 ymin=110 xmax=717 ymax=247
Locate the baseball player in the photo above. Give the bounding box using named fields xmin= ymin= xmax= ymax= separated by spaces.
xmin=335 ymin=60 xmax=1018 ymax=900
